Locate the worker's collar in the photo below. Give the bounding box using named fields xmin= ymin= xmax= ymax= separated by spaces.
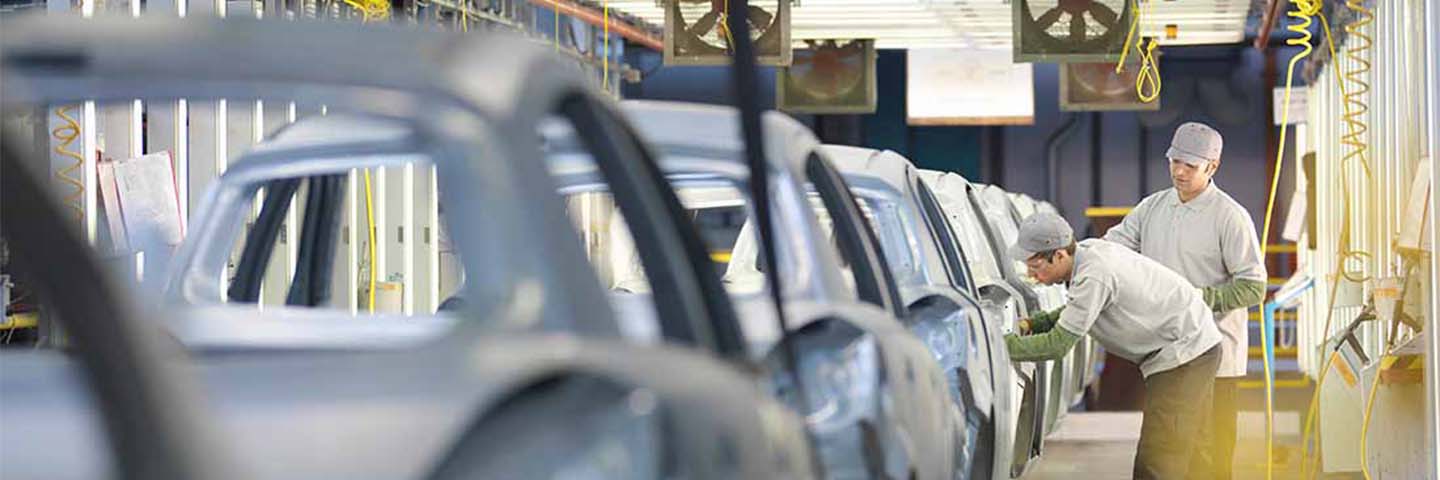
xmin=1167 ymin=181 xmax=1219 ymax=209
xmin=1064 ymin=242 xmax=1093 ymax=287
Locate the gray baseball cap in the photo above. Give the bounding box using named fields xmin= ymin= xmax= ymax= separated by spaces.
xmin=1166 ymin=122 xmax=1223 ymax=166
xmin=1007 ymin=212 xmax=1075 ymax=262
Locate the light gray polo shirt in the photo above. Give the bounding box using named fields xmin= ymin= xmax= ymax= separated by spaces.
xmin=1056 ymin=239 xmax=1222 ymax=378
xmin=1103 ymin=182 xmax=1267 ymax=377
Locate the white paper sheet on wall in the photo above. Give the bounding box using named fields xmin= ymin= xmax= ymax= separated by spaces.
xmin=112 ymin=152 xmax=185 ymax=250
xmin=906 ymin=49 xmax=1035 ymax=126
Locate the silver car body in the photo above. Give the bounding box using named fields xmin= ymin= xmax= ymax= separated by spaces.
xmin=824 ymin=146 xmax=1034 ymax=480
xmin=0 ymin=16 xmax=813 ymax=479
xmin=588 ymin=100 xmax=963 ymax=480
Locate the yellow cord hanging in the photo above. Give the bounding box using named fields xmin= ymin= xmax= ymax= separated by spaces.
xmin=718 ymin=0 xmax=734 ymax=52
xmin=51 ymin=105 xmax=87 ymax=223
xmin=1292 ymin=8 xmax=1379 ymax=478
xmin=1359 ymin=355 xmax=1386 ymax=480
xmin=1115 ymin=0 xmax=1161 ymax=103
xmin=363 ymin=169 xmax=378 ymax=313
xmin=1258 ymin=0 xmax=1321 ymax=478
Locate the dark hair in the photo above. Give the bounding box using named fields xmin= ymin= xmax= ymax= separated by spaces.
xmin=1039 ymin=242 xmax=1078 ymax=262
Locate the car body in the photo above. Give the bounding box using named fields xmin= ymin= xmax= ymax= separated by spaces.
xmin=825 ymin=146 xmax=1047 ymax=479
xmin=551 ymin=100 xmax=964 ymax=480
xmin=1 ymin=16 xmax=815 ymax=479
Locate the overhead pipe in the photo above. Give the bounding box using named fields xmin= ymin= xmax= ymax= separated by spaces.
xmin=1089 ymin=112 xmax=1103 ymax=210
xmin=527 ymin=0 xmax=664 ymax=51
xmin=1253 ymin=0 xmax=1283 ymax=51
xmin=1043 ymin=112 xmax=1081 ymax=208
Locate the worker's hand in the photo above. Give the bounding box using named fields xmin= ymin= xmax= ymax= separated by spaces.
xmin=1018 ymin=318 xmax=1032 ymax=335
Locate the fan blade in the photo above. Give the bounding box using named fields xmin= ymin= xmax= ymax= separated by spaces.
xmin=746 ymin=5 xmax=773 ymax=29
xmin=1036 ymin=7 xmax=1064 ymax=30
xmin=689 ymin=10 xmax=720 ymax=36
xmin=1069 ymin=13 xmax=1087 ymax=43
xmin=1088 ymin=3 xmax=1118 ymax=30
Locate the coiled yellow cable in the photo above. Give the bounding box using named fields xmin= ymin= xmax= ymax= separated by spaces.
xmin=1297 ymin=8 xmax=1378 ymax=478
xmin=50 ymin=106 xmax=87 ymax=223
xmin=1259 ymin=1 xmax=1320 ymax=478
xmin=1339 ymin=0 xmax=1374 ymax=179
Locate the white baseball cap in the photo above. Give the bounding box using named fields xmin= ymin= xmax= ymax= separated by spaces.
xmin=1166 ymin=122 xmax=1223 ymax=166
xmin=1007 ymin=212 xmax=1075 ymax=262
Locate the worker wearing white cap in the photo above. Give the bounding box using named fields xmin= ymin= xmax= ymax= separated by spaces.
xmin=1004 ymin=211 xmax=1222 ymax=480
xmin=1099 ymin=121 xmax=1268 ymax=479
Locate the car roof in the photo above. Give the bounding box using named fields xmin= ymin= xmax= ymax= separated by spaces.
xmin=820 ymin=145 xmax=913 ymax=195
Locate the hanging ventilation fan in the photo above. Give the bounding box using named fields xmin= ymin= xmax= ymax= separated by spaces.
xmin=1013 ymin=0 xmax=1132 ymax=63
xmin=778 ymin=39 xmax=876 ymax=114
xmin=1059 ymin=61 xmax=1159 ymax=111
xmin=663 ymin=0 xmax=791 ymax=66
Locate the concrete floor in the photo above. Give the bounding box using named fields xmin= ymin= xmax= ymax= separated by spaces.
xmin=1018 ymin=409 xmax=1318 ymax=479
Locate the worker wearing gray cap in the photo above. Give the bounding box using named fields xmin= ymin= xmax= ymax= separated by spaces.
xmin=1004 ymin=211 xmax=1222 ymax=479
xmin=1101 ymin=121 xmax=1268 ymax=479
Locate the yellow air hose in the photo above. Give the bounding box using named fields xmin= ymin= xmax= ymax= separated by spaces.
xmin=51 ymin=106 xmax=87 ymax=222
xmin=1359 ymin=352 xmax=1386 ymax=480
xmin=1258 ymin=0 xmax=1321 ymax=478
xmin=1295 ymin=6 xmax=1377 ymax=478
xmin=1338 ymin=0 xmax=1375 ymax=181
xmin=1114 ymin=0 xmax=1161 ymax=103
xmin=364 ymin=169 xmax=378 ymax=313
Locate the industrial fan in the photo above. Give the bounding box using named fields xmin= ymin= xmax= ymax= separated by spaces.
xmin=663 ymin=0 xmax=791 ymax=66
xmin=778 ymin=39 xmax=876 ymax=114
xmin=1059 ymin=60 xmax=1159 ymax=111
xmin=1013 ymin=0 xmax=1132 ymax=63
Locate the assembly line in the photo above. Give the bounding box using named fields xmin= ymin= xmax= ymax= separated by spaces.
xmin=0 ymin=0 xmax=1437 ymax=479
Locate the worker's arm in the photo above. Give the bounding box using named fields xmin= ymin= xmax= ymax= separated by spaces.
xmin=1021 ymin=307 xmax=1064 ymax=334
xmin=1101 ymin=196 xmax=1152 ymax=251
xmin=1213 ymin=205 xmax=1269 ymax=312
xmin=1009 ymin=269 xmax=1112 ymax=362
xmin=1005 ymin=326 xmax=1082 ymax=361
xmin=1202 ymin=279 xmax=1267 ymax=313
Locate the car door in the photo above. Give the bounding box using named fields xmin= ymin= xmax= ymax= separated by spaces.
xmin=804 ymin=152 xmax=959 ymax=480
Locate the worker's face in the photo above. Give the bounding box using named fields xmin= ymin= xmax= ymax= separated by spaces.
xmin=1170 ymin=158 xmax=1218 ymax=195
xmin=1024 ymin=250 xmax=1072 ymax=285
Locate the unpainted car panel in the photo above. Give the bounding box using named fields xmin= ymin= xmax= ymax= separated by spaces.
xmin=1 ymin=17 xmax=815 ymax=479
xmin=828 ymin=148 xmax=1039 ymax=480
xmin=610 ymin=101 xmax=962 ymax=480
xmin=0 ymin=333 xmax=814 ymax=480
xmin=918 ymin=170 xmax=1067 ymax=477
